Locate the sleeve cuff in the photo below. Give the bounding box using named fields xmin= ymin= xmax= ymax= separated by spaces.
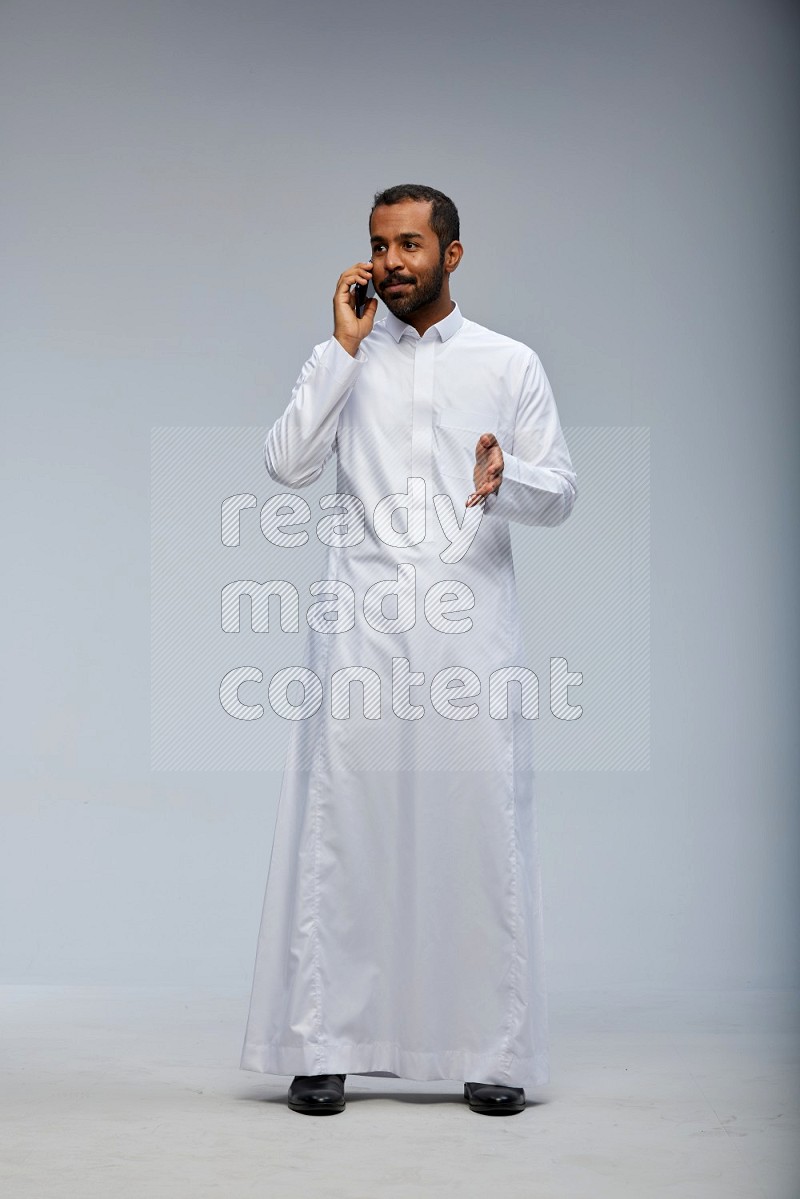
xmin=482 ymin=450 xmax=574 ymax=524
xmin=322 ymin=336 xmax=368 ymax=377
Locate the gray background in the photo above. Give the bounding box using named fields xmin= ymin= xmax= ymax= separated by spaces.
xmin=1 ymin=0 xmax=797 ymax=992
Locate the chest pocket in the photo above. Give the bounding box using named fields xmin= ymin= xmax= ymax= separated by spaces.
xmin=434 ymin=405 xmax=501 ymax=479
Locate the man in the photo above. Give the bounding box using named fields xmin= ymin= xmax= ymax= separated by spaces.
xmin=240 ymin=184 xmax=577 ymax=1116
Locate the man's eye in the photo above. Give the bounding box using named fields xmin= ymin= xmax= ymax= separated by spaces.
xmin=404 ymin=242 xmax=418 ymax=249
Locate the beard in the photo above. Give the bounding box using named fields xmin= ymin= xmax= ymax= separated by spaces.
xmin=380 ymin=254 xmax=446 ymax=318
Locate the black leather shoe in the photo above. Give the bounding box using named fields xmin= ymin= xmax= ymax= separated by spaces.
xmin=287 ymin=1073 xmax=346 ymax=1115
xmin=464 ymin=1080 xmax=526 ymax=1115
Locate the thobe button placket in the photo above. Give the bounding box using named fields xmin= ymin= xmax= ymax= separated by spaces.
xmin=410 ymin=335 xmax=436 ymax=543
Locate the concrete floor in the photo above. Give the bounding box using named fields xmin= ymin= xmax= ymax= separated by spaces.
xmin=0 ymin=986 xmax=797 ymax=1198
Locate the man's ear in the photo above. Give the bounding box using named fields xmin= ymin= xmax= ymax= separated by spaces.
xmin=444 ymin=240 xmax=464 ymax=274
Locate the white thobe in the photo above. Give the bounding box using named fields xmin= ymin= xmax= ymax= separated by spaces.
xmin=240 ymin=300 xmax=577 ymax=1087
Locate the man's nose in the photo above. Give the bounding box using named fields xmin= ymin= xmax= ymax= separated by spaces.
xmin=384 ymin=246 xmax=405 ymax=273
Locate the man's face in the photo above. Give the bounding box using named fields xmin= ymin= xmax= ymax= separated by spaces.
xmin=369 ymin=199 xmax=447 ymax=318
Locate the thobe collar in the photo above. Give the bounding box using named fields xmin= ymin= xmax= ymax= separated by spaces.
xmin=383 ymin=300 xmax=464 ymax=344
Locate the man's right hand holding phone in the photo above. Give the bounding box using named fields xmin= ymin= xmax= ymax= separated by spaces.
xmin=334 ymin=261 xmax=378 ymax=358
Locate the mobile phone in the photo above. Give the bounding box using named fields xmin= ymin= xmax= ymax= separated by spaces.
xmin=353 ymin=266 xmax=376 ymax=318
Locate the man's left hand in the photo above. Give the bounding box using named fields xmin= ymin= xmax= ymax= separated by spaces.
xmin=466 ymin=433 xmax=504 ymax=507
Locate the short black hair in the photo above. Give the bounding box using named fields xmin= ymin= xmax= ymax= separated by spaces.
xmin=370 ymin=184 xmax=460 ymax=258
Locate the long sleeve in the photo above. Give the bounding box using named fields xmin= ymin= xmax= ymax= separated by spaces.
xmin=483 ymin=350 xmax=577 ymax=527
xmin=264 ymin=336 xmax=367 ymax=487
